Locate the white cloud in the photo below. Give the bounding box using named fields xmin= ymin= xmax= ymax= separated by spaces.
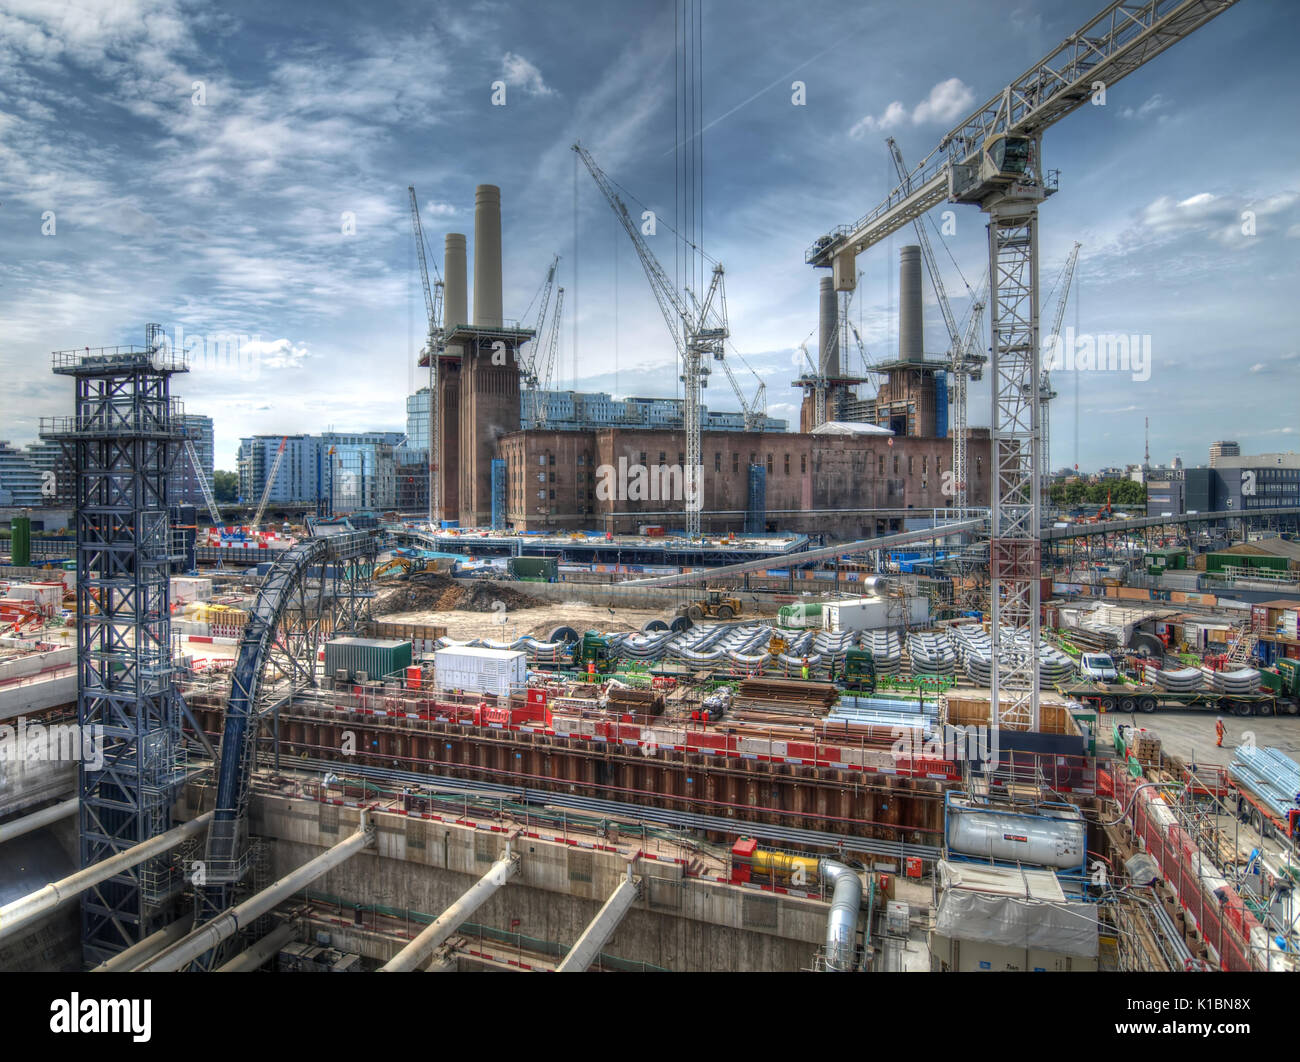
xmin=1140 ymin=190 xmax=1300 ymax=246
xmin=241 ymin=338 xmax=311 ymax=370
xmin=1121 ymin=93 xmax=1171 ymax=120
xmin=501 ymin=51 xmax=554 ymax=97
xmin=850 ymin=78 xmax=974 ymax=138
xmin=849 ymin=101 xmax=907 ymax=138
xmin=911 ymin=78 xmax=975 ymax=125
xmin=1249 ymin=362 xmax=1266 ymax=373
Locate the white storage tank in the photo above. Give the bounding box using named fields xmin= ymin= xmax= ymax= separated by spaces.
xmin=433 ymin=646 xmax=527 ymax=698
xmin=946 ymin=797 xmax=1085 ymax=871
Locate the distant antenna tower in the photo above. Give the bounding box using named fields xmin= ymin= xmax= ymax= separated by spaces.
xmin=1143 ymin=416 xmax=1150 ymax=469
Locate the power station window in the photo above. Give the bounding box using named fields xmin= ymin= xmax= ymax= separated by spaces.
xmin=801 ymin=455 xmax=806 ymax=474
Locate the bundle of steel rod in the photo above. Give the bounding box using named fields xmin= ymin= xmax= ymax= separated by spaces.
xmin=732 ymin=677 xmax=839 ymax=716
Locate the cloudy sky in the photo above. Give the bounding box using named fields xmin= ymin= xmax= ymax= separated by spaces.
xmin=2 ymin=0 xmax=1296 ymax=472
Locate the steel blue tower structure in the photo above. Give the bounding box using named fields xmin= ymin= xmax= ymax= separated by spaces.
xmin=42 ymin=325 xmax=189 ymax=964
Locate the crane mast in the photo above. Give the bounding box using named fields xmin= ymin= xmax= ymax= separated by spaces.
xmin=252 ymin=436 xmax=287 ymax=532
xmin=805 ymin=0 xmax=1240 ymax=731
xmin=1040 ymin=241 xmax=1081 ymax=500
xmin=409 ymin=185 xmax=445 ymax=528
xmin=522 ymin=256 xmax=560 ymax=428
xmin=573 ymin=142 xmax=731 ymax=537
xmin=185 ymin=436 xmax=223 ymax=529
xmin=537 ymin=287 xmax=565 ymax=428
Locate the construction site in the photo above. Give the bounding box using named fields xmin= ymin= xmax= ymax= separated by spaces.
xmin=3 ymin=0 xmax=1300 ymax=992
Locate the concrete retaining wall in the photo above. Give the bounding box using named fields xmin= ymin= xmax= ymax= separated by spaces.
xmin=244 ymin=795 xmax=826 ymax=971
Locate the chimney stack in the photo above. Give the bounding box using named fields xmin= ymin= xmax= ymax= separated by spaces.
xmin=443 ymin=233 xmax=467 ymax=341
xmin=899 ymin=244 xmax=923 ymax=363
xmin=473 ymin=184 xmax=502 ymax=327
xmin=818 ymin=275 xmax=840 ymax=378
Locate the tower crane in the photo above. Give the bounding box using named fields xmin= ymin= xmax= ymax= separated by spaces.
xmin=409 ymin=185 xmax=445 ymax=527
xmin=521 ymin=256 xmax=560 ymax=428
xmin=806 ymin=0 xmax=1239 ymax=730
xmin=252 ymin=436 xmax=287 ymax=532
xmin=949 ymin=275 xmax=988 ymax=511
xmin=574 ymin=142 xmax=732 ymax=536
xmin=536 ymin=287 xmax=565 ymax=427
xmin=184 ymin=436 xmax=223 ymax=529
xmin=1038 ymin=241 xmax=1081 ymax=498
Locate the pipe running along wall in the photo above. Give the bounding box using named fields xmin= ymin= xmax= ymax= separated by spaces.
xmin=818 ymin=859 xmax=863 ymax=972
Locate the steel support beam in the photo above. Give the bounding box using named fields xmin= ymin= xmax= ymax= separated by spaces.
xmin=142 ymin=820 xmax=373 ymax=972
xmin=379 ymin=848 xmax=519 ymax=972
xmin=91 ymin=917 xmax=191 ymax=972
xmin=0 ymin=797 xmax=78 ymax=846
xmin=0 ymin=811 xmax=212 ymax=945
xmin=555 ymin=870 xmax=641 ymax=972
xmin=215 ymin=921 xmax=298 ymax=972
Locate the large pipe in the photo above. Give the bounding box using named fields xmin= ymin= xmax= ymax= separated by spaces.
xmin=379 ymin=848 xmax=518 ymax=972
xmin=444 ymin=233 xmax=468 ymax=340
xmin=473 ymin=184 xmax=503 ymax=328
xmin=141 ymin=822 xmax=373 ymax=972
xmin=92 ymin=917 xmax=191 ymax=972
xmin=819 ymin=859 xmax=863 ymax=972
xmin=556 ymin=869 xmax=640 ymax=972
xmin=0 ymin=797 xmax=77 ymax=846
xmin=0 ymin=811 xmax=212 ymax=945
xmin=899 ymin=244 xmax=923 ymax=363
xmin=215 ymin=921 xmax=298 ymax=973
xmin=818 ymin=275 xmax=840 ymax=378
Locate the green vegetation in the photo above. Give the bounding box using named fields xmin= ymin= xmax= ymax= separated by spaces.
xmin=1049 ymin=477 xmax=1147 ymax=508
xmin=213 ymin=470 xmax=239 ymax=504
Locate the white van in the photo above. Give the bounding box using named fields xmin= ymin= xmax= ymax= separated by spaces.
xmin=1080 ymin=653 xmax=1118 ymax=682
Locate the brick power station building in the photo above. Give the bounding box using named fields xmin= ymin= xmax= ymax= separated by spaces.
xmin=427 ymin=186 xmax=992 ymax=539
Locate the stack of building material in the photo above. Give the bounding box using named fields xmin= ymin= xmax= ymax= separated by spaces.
xmin=605 ymin=685 xmax=664 ymax=718
xmin=907 ymin=632 xmax=956 ymax=676
xmin=1150 ymin=666 xmax=1203 ymax=693
xmin=860 ymin=630 xmax=903 ymax=674
xmin=732 ymin=677 xmax=839 ymax=719
xmin=1228 ymin=746 xmax=1300 ymax=821
xmin=1125 ymin=727 xmax=1162 ymax=768
xmin=1205 ymin=667 xmax=1261 ymax=695
xmin=947 ymin=626 xmax=1075 ymax=687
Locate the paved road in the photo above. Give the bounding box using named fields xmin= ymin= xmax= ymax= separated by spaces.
xmin=1109 ymin=708 xmax=1300 ymax=767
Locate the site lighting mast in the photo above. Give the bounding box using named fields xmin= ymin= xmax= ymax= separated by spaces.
xmin=806 ymin=0 xmax=1240 ymax=729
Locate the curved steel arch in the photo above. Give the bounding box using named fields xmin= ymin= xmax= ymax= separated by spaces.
xmin=198 ymin=531 xmax=377 ymax=920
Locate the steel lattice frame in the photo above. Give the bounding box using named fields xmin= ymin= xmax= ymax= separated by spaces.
xmin=43 ymin=345 xmax=188 ymax=965
xmin=986 ymin=197 xmax=1042 ymax=731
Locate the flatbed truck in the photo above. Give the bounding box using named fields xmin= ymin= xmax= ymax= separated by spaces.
xmin=1055 ymin=677 xmax=1297 ymax=717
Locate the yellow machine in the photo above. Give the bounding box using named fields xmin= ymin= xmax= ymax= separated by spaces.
xmin=375 ymin=555 xmax=442 ymax=580
xmin=678 ymin=588 xmax=743 ymax=622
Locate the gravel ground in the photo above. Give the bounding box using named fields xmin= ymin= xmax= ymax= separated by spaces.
xmin=378 ymin=601 xmax=677 ymax=641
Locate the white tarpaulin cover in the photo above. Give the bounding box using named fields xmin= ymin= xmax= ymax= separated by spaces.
xmin=935 ymin=861 xmax=1098 ymax=958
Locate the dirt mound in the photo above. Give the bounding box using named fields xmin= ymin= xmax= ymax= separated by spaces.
xmin=372 ymin=574 xmax=542 ymax=616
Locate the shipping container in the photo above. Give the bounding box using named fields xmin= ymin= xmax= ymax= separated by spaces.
xmin=507 ymin=556 xmax=558 ymax=581
xmin=324 ymin=637 xmax=413 ymax=683
xmin=433 ymin=646 xmax=527 ymax=698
